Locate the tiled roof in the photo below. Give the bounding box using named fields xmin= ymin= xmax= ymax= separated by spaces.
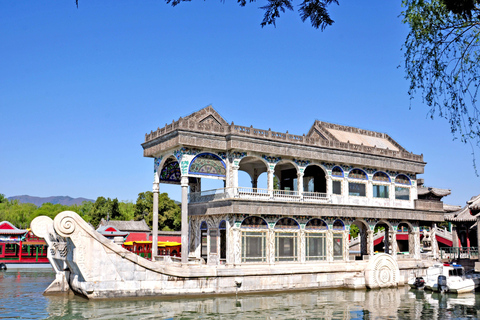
xmin=0 ymin=221 xmax=27 ymax=235
xmin=468 ymin=194 xmax=480 ymax=213
xmin=418 ymin=187 xmax=451 ymax=197
xmin=98 ymin=219 xmax=150 ymax=232
xmin=96 ymin=225 xmax=129 ymax=237
xmin=445 ymin=194 xmax=480 ymax=222
xmin=443 ymin=204 xmax=462 ymax=213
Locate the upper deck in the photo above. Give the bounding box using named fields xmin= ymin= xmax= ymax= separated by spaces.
xmin=142 ymin=106 xmax=442 ymax=217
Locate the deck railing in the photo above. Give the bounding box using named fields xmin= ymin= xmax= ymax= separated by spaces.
xmin=440 ymin=247 xmax=479 ymax=260
xmin=188 ymin=187 xmax=330 ymax=204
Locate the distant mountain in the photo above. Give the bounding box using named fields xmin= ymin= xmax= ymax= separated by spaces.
xmin=8 ymin=195 xmax=94 ymax=207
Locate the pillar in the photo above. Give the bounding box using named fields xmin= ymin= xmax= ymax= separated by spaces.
xmin=297 ymin=172 xmax=304 ymax=199
xmin=411 ymin=230 xmax=421 ymax=260
xmin=326 ymin=175 xmax=332 ymax=195
xmin=477 ymin=216 xmax=480 ymax=262
xmin=343 ymin=229 xmax=349 ymax=261
xmin=152 ymin=182 xmax=159 ymax=259
xmin=232 ymin=164 xmax=239 ymax=197
xmin=181 ymin=176 xmax=189 ymax=264
xmin=327 ymin=230 xmax=334 ymax=262
xmin=431 ymin=223 xmax=439 ymax=260
xmin=391 ymin=229 xmax=397 ymax=259
xmin=267 ymin=168 xmax=274 ymax=199
xmin=299 ymin=229 xmax=306 ymax=263
xmin=367 ymin=230 xmax=374 ymax=257
xmin=343 ymin=177 xmax=349 ymax=202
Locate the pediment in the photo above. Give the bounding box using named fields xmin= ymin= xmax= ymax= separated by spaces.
xmin=183 ymin=105 xmax=228 ymax=126
xmin=306 ymin=121 xmax=335 ymax=141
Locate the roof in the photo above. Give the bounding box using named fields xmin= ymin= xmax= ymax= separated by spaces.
xmin=306 ymin=120 xmax=405 ymax=152
xmin=443 ymin=204 xmax=462 ymax=213
xmin=468 ymin=194 xmax=480 ymax=213
xmin=98 ymin=219 xmax=150 ymax=232
xmin=123 ymin=241 xmax=181 ymax=247
xmin=143 ymin=106 xmax=424 ymax=165
xmin=418 ymin=187 xmax=451 ymax=197
xmin=0 ymin=221 xmax=27 ymax=235
xmin=445 ymin=194 xmax=480 ymax=222
xmin=96 ymin=225 xmax=129 ymax=237
xmin=445 ymin=206 xmax=475 ymax=222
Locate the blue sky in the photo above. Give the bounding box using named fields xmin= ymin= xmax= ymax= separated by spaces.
xmin=1 ymin=1 xmax=478 ymax=206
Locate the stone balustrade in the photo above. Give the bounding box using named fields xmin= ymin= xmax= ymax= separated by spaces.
xmin=145 ymin=118 xmax=423 ymax=162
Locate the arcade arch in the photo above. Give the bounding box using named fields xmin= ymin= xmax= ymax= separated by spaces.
xmin=303 ymin=164 xmax=327 ymax=193
xmin=238 ymin=156 xmax=269 ymax=189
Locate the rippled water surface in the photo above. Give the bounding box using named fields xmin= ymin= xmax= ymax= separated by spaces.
xmin=1 ymin=269 xmax=480 ymax=319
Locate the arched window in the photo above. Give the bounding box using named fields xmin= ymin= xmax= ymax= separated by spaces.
xmin=305 ymin=219 xmax=328 ymax=230
xmin=305 ymin=219 xmax=328 ymax=261
xmin=331 ymin=166 xmax=344 ymax=177
xmin=373 ymin=172 xmax=390 ymax=182
xmin=241 ymin=217 xmax=268 ymax=263
xmin=395 ymin=174 xmax=411 ymax=185
xmin=395 ymin=175 xmax=411 ymax=200
xmin=348 ymin=169 xmax=367 ymax=180
xmin=189 ymin=153 xmax=226 ymax=178
xmin=332 ymin=220 xmax=345 ymax=261
xmin=348 ymin=169 xmax=367 ymax=197
xmin=274 ymin=218 xmax=299 ymax=262
xmin=373 ymin=172 xmax=390 ymax=199
xmin=160 ymin=157 xmax=181 ymax=183
xmin=331 ymin=167 xmax=343 ymax=195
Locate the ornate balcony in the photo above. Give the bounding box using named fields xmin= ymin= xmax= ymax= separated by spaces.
xmin=188 ymin=187 xmax=330 ymax=204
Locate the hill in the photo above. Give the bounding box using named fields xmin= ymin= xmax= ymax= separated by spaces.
xmin=8 ymin=195 xmax=94 ymax=207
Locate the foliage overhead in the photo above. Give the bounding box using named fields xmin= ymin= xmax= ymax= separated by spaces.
xmin=75 ymin=0 xmax=338 ymax=29
xmin=402 ymin=0 xmax=480 ymax=171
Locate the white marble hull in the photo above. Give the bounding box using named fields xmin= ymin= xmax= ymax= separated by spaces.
xmin=31 ymin=211 xmax=425 ymax=299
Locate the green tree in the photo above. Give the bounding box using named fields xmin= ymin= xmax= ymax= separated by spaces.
xmin=349 ymin=224 xmax=360 ymax=239
xmin=134 ymin=191 xmax=153 ymax=224
xmin=78 ymin=200 xmax=94 ymax=223
xmin=0 ymin=193 xmax=7 ymax=204
xmin=110 ymin=198 xmax=121 ymax=220
xmin=158 ymin=193 xmax=181 ymax=231
xmin=119 ymin=201 xmax=135 ymax=221
xmin=402 ymin=0 xmax=480 ymax=170
xmin=91 ymin=197 xmax=110 ymax=227
xmin=134 ymin=191 xmax=181 ymax=231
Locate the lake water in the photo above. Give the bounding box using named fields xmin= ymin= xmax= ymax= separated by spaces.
xmin=1 ymin=269 xmax=480 ymax=319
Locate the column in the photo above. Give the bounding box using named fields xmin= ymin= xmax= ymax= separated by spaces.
xmin=431 ymin=223 xmax=439 ymax=260
xmin=343 ymin=177 xmax=349 ymax=203
xmin=297 ymin=172 xmax=304 ymax=200
xmin=411 ymin=230 xmax=421 ymax=260
xmin=389 ymin=182 xmax=395 ymax=204
xmin=152 ymin=182 xmax=159 ymax=259
xmin=391 ymin=229 xmax=397 ymax=259
xmin=267 ymin=168 xmax=274 ymax=199
xmin=181 ymin=176 xmax=189 ymax=264
xmin=326 ymin=175 xmax=332 ymax=195
xmin=327 ymin=230 xmax=334 ymax=262
xmin=477 ymin=217 xmax=480 ymax=262
xmin=299 ymin=229 xmax=306 ymax=263
xmin=268 ymin=228 xmax=275 ymax=265
xmin=232 ymin=164 xmax=239 ymax=197
xmin=367 ymin=230 xmax=374 ymax=257
xmin=343 ymin=230 xmax=349 ymax=261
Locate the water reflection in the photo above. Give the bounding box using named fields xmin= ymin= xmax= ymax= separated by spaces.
xmin=2 ymin=270 xmax=480 ymax=319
